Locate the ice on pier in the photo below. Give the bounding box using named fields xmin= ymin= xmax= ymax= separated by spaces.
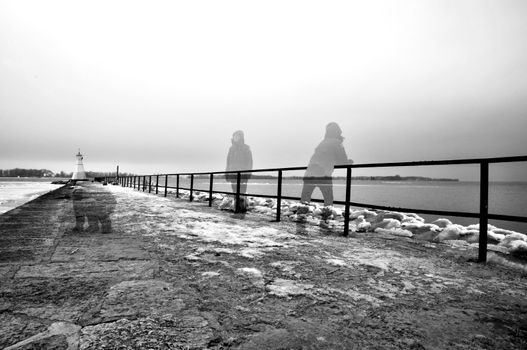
xmin=114 ymin=185 xmax=527 ymax=260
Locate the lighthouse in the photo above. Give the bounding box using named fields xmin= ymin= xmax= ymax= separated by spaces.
xmin=71 ymin=149 xmax=88 ymax=181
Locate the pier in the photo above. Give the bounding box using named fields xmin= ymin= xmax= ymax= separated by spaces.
xmin=1 ymin=182 xmax=526 ymax=349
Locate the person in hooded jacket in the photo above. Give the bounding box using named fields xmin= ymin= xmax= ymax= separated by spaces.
xmin=226 ymin=130 xmax=253 ymax=211
xmin=300 ymin=122 xmax=352 ymax=207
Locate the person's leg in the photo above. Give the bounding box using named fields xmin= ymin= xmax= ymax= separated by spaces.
xmin=237 ymin=182 xmax=249 ymax=212
xmin=239 ymin=181 xmax=248 ymax=194
xmin=319 ymin=178 xmax=334 ymax=206
xmin=300 ymin=178 xmax=316 ymax=203
xmin=100 ymin=212 xmax=112 ymax=233
xmin=73 ymin=205 xmax=85 ymax=231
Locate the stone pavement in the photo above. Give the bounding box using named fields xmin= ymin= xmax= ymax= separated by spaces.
xmin=1 ymin=182 xmax=526 ymax=349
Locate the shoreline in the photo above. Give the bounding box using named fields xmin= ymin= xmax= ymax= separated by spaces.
xmin=0 ymin=183 xmax=66 ymax=216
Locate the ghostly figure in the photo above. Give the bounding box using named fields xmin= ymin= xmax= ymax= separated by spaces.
xmin=71 ymin=183 xmax=116 ymax=233
xmin=225 ymin=130 xmax=253 ymax=212
xmin=300 ymin=122 xmax=353 ymax=206
xmin=88 ymin=189 xmax=116 ymax=233
xmin=71 ymin=185 xmax=96 ymax=232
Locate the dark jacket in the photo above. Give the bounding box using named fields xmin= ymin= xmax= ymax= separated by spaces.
xmin=305 ymin=122 xmax=349 ymax=177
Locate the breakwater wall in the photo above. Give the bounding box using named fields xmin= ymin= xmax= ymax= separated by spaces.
xmin=2 ymin=181 xmax=527 ymax=349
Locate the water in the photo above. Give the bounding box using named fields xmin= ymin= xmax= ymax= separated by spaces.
xmin=0 ymin=178 xmax=64 ymax=215
xmin=169 ymin=177 xmax=527 ymax=233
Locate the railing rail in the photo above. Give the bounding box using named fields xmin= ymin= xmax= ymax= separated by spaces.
xmin=109 ymin=155 xmax=527 ymax=263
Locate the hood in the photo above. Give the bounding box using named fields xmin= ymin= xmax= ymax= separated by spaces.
xmin=231 ymin=130 xmax=245 ymax=144
xmin=324 ymin=122 xmax=343 ymax=140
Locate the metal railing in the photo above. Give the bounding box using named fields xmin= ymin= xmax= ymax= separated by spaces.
xmin=106 ymin=155 xmax=527 ymax=262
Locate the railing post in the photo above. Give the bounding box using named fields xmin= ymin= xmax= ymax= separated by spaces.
xmin=190 ymin=174 xmax=194 ymax=202
xmin=343 ymin=166 xmax=352 ymax=237
xmin=143 ymin=176 xmax=146 ymax=191
xmin=209 ymin=173 xmax=214 ymax=207
xmin=176 ymin=175 xmax=180 ymax=198
xmin=133 ymin=176 xmax=136 ymax=190
xmin=275 ymin=170 xmax=282 ymax=221
xmin=478 ymin=161 xmax=489 ymax=263
xmin=164 ymin=175 xmax=168 ymax=197
xmin=235 ymin=172 xmax=241 ymax=213
xmin=156 ymin=175 xmax=159 ymax=194
xmin=148 ymin=176 xmax=152 ymax=193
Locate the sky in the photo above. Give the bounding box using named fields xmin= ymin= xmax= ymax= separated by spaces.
xmin=1 ymin=0 xmax=526 ymax=181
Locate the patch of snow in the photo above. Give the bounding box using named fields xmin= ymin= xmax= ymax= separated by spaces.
xmin=509 ymin=240 xmax=527 ymax=256
xmin=374 ymin=228 xmax=413 ymax=238
xmin=434 ymin=224 xmax=467 ymax=242
xmin=237 ymin=267 xmax=265 ymax=288
xmin=349 ymin=209 xmax=377 ymax=220
xmin=184 ymin=254 xmax=201 ymax=262
xmin=466 ymin=223 xmax=497 ymax=231
xmin=499 ymin=232 xmax=527 ymax=248
xmin=492 ymin=228 xmax=523 ymax=236
xmin=327 ymin=287 xmax=384 ymax=307
xmin=370 ymin=218 xmax=401 ymax=230
xmin=267 ymin=279 xmax=314 ymax=298
xmin=431 ymin=218 xmax=452 ymax=228
xmin=237 ymin=267 xmax=263 ymax=278
xmin=326 ymin=259 xmax=347 ymax=267
xmin=238 ymin=248 xmax=264 ymax=259
xmin=201 ymin=271 xmax=220 ymax=277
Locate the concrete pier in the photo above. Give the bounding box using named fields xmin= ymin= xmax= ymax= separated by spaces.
xmin=1 ymin=182 xmax=526 ymax=349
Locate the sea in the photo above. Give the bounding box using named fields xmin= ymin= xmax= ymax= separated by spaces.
xmin=0 ymin=178 xmax=65 ymax=215
xmin=2 ymin=177 xmax=527 ymax=234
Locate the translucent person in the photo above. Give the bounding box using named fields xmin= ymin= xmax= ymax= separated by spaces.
xmin=87 ymin=187 xmax=117 ymax=233
xmin=71 ymin=184 xmax=92 ymax=232
xmin=300 ymin=122 xmax=352 ymax=208
xmin=225 ymin=130 xmax=253 ymax=212
xmin=71 ymin=183 xmax=116 ymax=233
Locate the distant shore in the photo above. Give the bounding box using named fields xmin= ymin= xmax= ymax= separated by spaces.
xmin=192 ymin=174 xmax=460 ymax=181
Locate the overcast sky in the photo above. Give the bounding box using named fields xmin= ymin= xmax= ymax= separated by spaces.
xmin=1 ymin=0 xmax=526 ymax=181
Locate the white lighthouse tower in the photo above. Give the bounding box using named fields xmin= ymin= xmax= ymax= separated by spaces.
xmin=71 ymin=149 xmax=88 ymax=181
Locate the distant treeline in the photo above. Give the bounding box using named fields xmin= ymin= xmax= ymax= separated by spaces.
xmin=190 ymin=174 xmax=459 ymax=181
xmin=1 ymin=168 xmax=457 ymax=182
xmin=0 ymin=168 xmax=134 ymax=178
xmin=1 ymin=168 xmax=55 ymax=177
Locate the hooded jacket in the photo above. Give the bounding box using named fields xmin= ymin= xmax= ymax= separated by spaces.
xmin=305 ymin=123 xmax=349 ymax=177
xmin=226 ymin=131 xmax=253 ymax=179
